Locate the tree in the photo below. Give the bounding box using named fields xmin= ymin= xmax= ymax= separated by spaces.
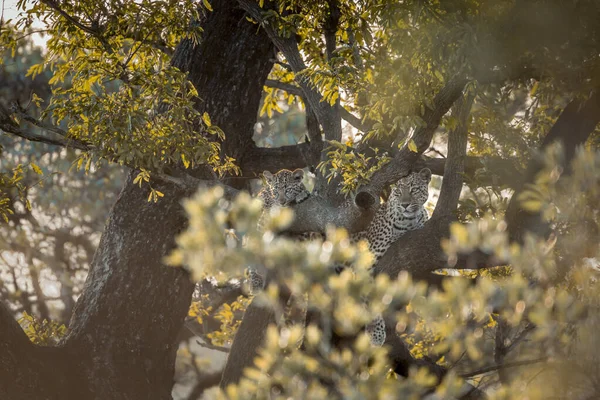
xmin=0 ymin=32 xmax=124 ymax=326
xmin=0 ymin=0 xmax=599 ymax=399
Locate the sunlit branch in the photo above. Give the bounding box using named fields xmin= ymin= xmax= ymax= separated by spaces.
xmin=40 ymin=0 xmax=114 ymax=54
xmin=431 ymin=92 xmax=472 ymax=219
xmin=364 ymin=76 xmax=468 ymax=197
xmin=263 ymin=79 xmax=371 ymax=132
xmin=237 ymin=0 xmax=342 ymax=142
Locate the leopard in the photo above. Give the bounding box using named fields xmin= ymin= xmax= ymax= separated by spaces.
xmin=259 ymin=168 xmax=310 ymax=209
xmin=363 ymin=167 xmax=432 ymax=262
xmin=247 ymin=167 xmax=432 ymax=347
xmin=354 ymin=168 xmax=432 ymax=346
xmin=247 ymin=169 xmax=311 ymax=295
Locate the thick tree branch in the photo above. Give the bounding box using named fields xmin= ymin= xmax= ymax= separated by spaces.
xmin=461 ymin=357 xmax=548 ymax=378
xmin=506 ymin=91 xmax=600 ymax=243
xmin=243 ymin=143 xmax=321 ymax=176
xmin=0 ymin=104 xmax=91 ymax=151
xmin=420 ymin=155 xmax=523 ymax=188
xmin=364 ymin=77 xmax=468 ymax=197
xmin=0 ymin=301 xmax=89 ymax=399
xmin=237 ymin=0 xmax=342 ymax=142
xmin=264 ymin=79 xmax=373 ymax=132
xmin=432 ymin=93 xmax=473 ymax=219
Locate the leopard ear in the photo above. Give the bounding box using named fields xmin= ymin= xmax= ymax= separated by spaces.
xmin=292 ymin=169 xmax=304 ymax=181
xmin=263 ymin=170 xmax=273 ymax=180
xmin=418 ymin=168 xmax=432 ymax=182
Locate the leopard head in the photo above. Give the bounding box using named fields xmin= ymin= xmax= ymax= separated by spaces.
xmin=389 ymin=168 xmax=431 ymax=215
xmin=262 ymin=169 xmax=309 ymax=207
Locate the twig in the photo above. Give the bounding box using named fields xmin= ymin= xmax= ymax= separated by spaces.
xmin=196 ymin=339 xmax=230 ymax=353
xmin=461 ymin=357 xmax=548 ymax=378
xmin=263 ymin=79 xmax=372 ymax=132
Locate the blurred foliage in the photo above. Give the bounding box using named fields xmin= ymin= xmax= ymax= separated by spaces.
xmin=170 ymin=146 xmax=600 ymax=398
xmin=2 ymin=0 xmax=600 ymax=398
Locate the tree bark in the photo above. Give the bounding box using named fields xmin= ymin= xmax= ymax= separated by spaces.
xmin=506 ymin=91 xmax=600 ymax=243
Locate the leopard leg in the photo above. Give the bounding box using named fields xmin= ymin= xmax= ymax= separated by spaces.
xmin=244 ymin=267 xmax=265 ymax=295
xmin=365 ymin=313 xmax=386 ymax=347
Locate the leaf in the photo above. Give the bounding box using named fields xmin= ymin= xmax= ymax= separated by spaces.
xmin=521 ymin=199 xmax=543 ymax=213
xmin=25 ymin=63 xmax=43 ymax=78
xmin=450 ymin=223 xmax=468 ymax=245
xmin=202 ymin=0 xmax=213 ymax=11
xmin=181 ymin=154 xmax=190 ymax=169
xmin=530 ymin=81 xmax=539 ymax=97
xmin=202 ymin=112 xmax=212 ymax=127
xmin=407 ymin=139 xmax=418 ymax=153
xmin=30 ymin=162 xmax=43 ymax=175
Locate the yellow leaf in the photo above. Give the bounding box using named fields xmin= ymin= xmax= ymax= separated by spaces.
xmin=408 ymin=139 xmax=418 ymax=153
xmin=181 ymin=154 xmax=190 ymax=169
xmin=530 ymin=81 xmax=539 ymax=97
xmin=155 ymin=190 xmax=164 ymax=198
xmin=450 ymin=223 xmax=468 ymax=245
xmin=202 ymin=112 xmax=212 ymax=127
xmin=30 ymin=162 xmax=43 ymax=175
xmin=521 ymin=199 xmax=543 ymax=213
xmin=202 ymin=0 xmax=213 ymax=11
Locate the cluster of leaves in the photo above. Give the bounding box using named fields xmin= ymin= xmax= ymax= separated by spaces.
xmin=255 ymin=0 xmax=600 ymax=194
xmin=0 ymin=159 xmax=44 ymax=221
xmin=189 ymin=294 xmax=250 ymax=347
xmin=0 ymin=31 xmax=124 ymax=329
xmin=317 ymin=139 xmax=391 ymax=194
xmin=171 ymin=146 xmax=600 ymax=398
xmin=18 ymin=311 xmax=67 ymax=346
xmin=2 ymin=0 xmax=235 ymax=180
xmin=0 ymin=161 xmax=24 ymax=222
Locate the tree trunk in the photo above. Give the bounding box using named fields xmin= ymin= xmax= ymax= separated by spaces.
xmin=0 ymin=1 xmax=273 ymax=398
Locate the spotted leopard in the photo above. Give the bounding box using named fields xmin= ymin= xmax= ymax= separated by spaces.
xmin=259 ymin=168 xmax=310 ymax=209
xmin=246 ymin=169 xmax=311 ymax=295
xmin=363 ymin=168 xmax=432 ymax=261
xmin=351 ymin=168 xmax=432 ymax=346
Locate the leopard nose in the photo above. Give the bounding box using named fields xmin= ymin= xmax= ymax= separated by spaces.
xmin=401 ymin=203 xmax=410 ymax=209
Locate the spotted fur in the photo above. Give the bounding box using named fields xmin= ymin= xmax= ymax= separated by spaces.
xmin=365 ymin=314 xmax=386 ymax=346
xmin=364 ymin=168 xmax=432 ymax=261
xmin=247 ymin=169 xmax=311 ymax=294
xmin=259 ymin=169 xmax=310 ymax=209
xmin=245 ymin=267 xmax=265 ymax=295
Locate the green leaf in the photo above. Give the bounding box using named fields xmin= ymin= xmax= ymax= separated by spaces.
xmin=202 ymin=0 xmax=213 ymax=12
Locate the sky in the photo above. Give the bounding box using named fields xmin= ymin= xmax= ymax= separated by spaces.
xmin=2 ymin=0 xmax=48 ymax=47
